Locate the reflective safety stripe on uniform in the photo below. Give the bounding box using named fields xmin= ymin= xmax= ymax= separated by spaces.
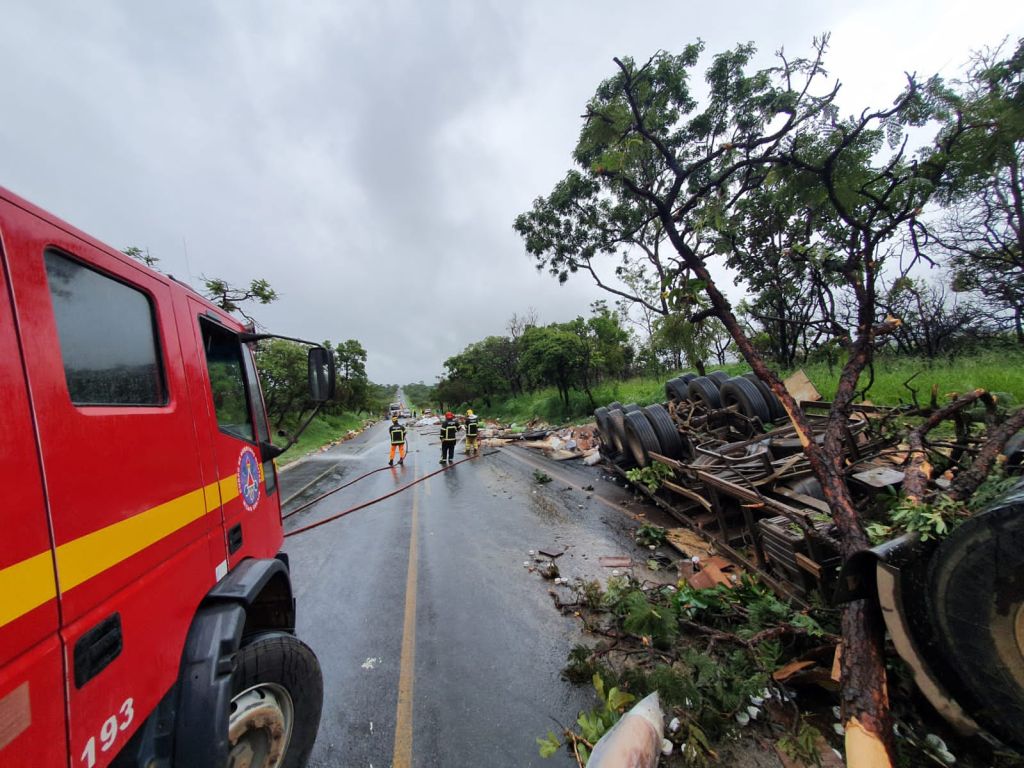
xmin=390 ymin=427 xmax=406 ymax=445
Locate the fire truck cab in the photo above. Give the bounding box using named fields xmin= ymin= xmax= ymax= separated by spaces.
xmin=0 ymin=187 xmax=328 ymax=768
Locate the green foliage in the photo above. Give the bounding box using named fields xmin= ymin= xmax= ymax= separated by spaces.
xmin=617 ymin=588 xmax=679 ymax=647
xmin=634 ymin=523 xmax=668 ymax=548
xmin=625 ymin=462 xmax=673 ymax=493
xmin=868 ymin=463 xmax=1023 ymax=544
xmin=673 ymin=577 xmax=830 ymax=639
xmin=777 ymin=719 xmax=826 ymax=767
xmin=866 ymin=496 xmax=960 ymax=543
xmin=202 ymin=275 xmax=278 ymax=324
xmin=255 ymin=339 xmax=311 ymax=426
xmin=537 ymin=674 xmax=635 ymax=762
xmin=122 ymin=245 xmax=159 ymax=268
xmin=275 ymin=411 xmax=367 ymax=466
xmin=550 ymin=572 xmax=842 ymax=764
xmin=333 ymin=339 xmax=370 ymax=412
xmin=533 ymin=469 xmax=553 ymax=484
xmin=965 ymin=462 xmax=1022 ymax=512
xmin=536 ymin=731 xmax=561 ymax=759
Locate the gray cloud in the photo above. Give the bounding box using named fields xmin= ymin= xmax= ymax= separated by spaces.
xmin=2 ymin=0 xmax=1019 ymax=384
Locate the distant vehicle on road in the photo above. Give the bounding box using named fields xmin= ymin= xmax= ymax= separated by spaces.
xmin=400 ymin=409 xmax=412 ymax=419
xmin=388 ymin=402 xmax=401 ymax=418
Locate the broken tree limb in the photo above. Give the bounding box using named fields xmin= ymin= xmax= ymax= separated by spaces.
xmin=948 ymin=406 xmax=1024 ymax=502
xmin=902 ymin=389 xmax=994 ymax=504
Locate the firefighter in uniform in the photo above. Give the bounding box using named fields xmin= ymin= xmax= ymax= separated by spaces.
xmin=439 ymin=411 xmax=459 ymax=464
xmin=464 ymin=409 xmax=480 ymax=455
xmin=388 ymin=415 xmax=407 ymax=466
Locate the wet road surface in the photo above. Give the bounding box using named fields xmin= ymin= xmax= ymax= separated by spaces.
xmin=280 ymin=418 xmax=662 ymax=767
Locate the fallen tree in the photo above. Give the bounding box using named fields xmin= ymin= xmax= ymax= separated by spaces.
xmin=513 ymin=36 xmax=1009 ymax=763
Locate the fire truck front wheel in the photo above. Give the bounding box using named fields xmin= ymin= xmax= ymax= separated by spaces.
xmin=229 ymin=632 xmax=324 ymax=768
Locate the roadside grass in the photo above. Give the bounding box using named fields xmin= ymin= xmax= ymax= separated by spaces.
xmin=476 ymin=349 xmax=1024 ymax=425
xmin=275 ymin=411 xmax=371 ymax=467
xmin=796 ymin=350 xmax=1023 ymax=408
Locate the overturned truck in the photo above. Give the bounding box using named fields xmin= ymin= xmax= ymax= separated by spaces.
xmin=593 ymin=372 xmax=1024 ymax=750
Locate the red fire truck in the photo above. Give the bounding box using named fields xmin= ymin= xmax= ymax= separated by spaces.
xmin=0 ymin=187 xmax=331 ymax=767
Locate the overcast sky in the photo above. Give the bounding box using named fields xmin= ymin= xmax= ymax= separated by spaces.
xmin=2 ymin=1 xmax=1021 ymax=384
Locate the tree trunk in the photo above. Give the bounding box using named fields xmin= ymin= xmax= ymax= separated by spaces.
xmin=658 ymin=224 xmax=897 ymax=765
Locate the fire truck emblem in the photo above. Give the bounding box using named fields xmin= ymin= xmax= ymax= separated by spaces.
xmin=237 ymin=446 xmax=261 ymax=511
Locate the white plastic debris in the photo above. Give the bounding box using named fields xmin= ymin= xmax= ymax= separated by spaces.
xmin=735 ymin=711 xmax=750 ymax=726
xmin=833 ymin=723 xmax=845 ymax=736
xmin=587 ymin=692 xmax=664 ymax=768
xmin=528 ymin=550 xmax=536 ymax=555
xmin=746 ymin=705 xmax=760 ymax=720
xmin=749 ymin=695 xmax=764 ymax=707
xmin=668 ymin=717 xmax=680 ymax=733
xmin=924 ymin=734 xmax=956 ymax=765
xmin=523 ymin=561 xmax=530 ymax=567
xmin=660 ymin=738 xmax=673 ymax=756
xmin=832 ymin=706 xmax=842 ymax=720
xmin=648 ymin=545 xmax=656 ymax=551
xmin=611 ymin=569 xmax=621 ymax=577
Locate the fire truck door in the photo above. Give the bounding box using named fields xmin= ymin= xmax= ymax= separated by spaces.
xmin=188 ymin=305 xmax=282 ymax=568
xmin=0 ymin=241 xmax=67 ymax=765
xmin=7 ymin=233 xmax=217 ymax=768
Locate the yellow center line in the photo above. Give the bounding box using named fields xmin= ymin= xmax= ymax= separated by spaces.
xmin=392 ymin=467 xmax=419 ymax=766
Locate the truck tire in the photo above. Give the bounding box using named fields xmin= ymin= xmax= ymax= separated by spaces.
xmin=665 ymin=373 xmax=698 ymax=401
xmin=925 ymin=482 xmax=1024 ymax=748
xmin=622 ymin=403 xmax=642 ymax=414
xmin=642 ymin=404 xmax=684 ymax=460
xmin=229 ymin=632 xmax=324 ymax=768
xmin=607 ymin=401 xmax=624 ymax=412
xmin=594 ymin=407 xmax=613 ymax=455
xmin=720 ymin=377 xmax=771 ymax=423
xmin=687 ymin=377 xmax=722 ymax=409
xmin=607 ymin=408 xmax=629 ymax=457
xmin=742 ymin=372 xmax=787 ymax=422
xmin=623 ymin=410 xmax=661 ymax=468
xmin=664 ymin=378 xmax=687 ymax=402
xmin=707 ymin=371 xmax=730 ymax=388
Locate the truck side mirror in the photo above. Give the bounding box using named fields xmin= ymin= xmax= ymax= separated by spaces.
xmin=308 ymin=347 xmax=336 ymax=402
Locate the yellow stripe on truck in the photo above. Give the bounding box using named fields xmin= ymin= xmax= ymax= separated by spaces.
xmin=55 ymin=486 xmax=211 ymax=591
xmin=0 ymin=473 xmax=247 ymax=629
xmin=0 ymin=551 xmax=57 ymax=628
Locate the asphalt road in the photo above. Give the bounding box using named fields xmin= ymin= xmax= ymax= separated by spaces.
xmin=279 ymin=417 xmax=657 ymax=767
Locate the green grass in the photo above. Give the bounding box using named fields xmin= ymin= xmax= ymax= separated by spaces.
xmin=275 ymin=411 xmax=371 ymax=466
xmin=474 ymin=349 xmax=1024 ymax=424
xmin=795 ymin=350 xmax=1023 ymax=408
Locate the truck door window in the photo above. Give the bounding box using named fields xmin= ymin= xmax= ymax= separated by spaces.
xmin=199 ymin=319 xmax=255 ymax=442
xmin=43 ymin=250 xmax=167 ymax=406
xmin=241 ymin=344 xmax=276 ymax=495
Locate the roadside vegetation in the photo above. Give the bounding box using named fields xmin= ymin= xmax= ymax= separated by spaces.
xmin=451 ymin=347 xmax=1024 ymax=426
xmin=423 ymin=35 xmax=1024 ymax=763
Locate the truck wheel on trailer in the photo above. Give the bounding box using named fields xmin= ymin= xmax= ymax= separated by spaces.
xmin=706 ymin=370 xmax=730 ymax=388
xmin=925 ymin=484 xmax=1024 ymax=749
xmin=720 ymin=377 xmax=771 ymax=423
xmin=606 ymin=408 xmax=632 ymax=464
xmin=687 ymin=376 xmax=722 ymax=409
xmin=742 ymin=372 xmax=787 ymax=422
xmin=664 ymin=373 xmax=696 ymax=401
xmin=623 ymin=410 xmax=661 ymax=467
xmin=229 ymin=632 xmax=324 ymax=768
xmin=642 ymin=404 xmax=684 ymax=460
